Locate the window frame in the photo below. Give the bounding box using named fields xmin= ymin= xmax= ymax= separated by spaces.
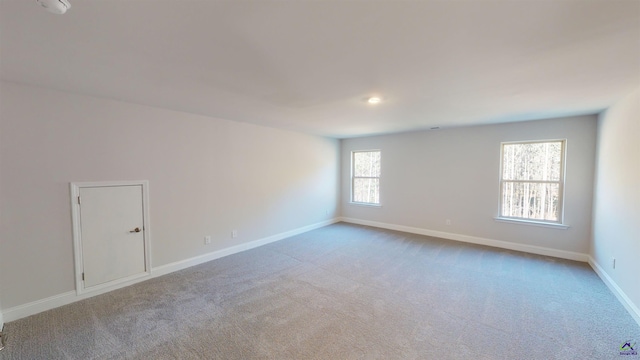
xmin=350 ymin=150 xmax=381 ymax=206
xmin=497 ymin=139 xmax=567 ymax=226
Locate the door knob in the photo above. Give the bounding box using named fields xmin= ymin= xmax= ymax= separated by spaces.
xmin=130 ymin=227 xmax=141 ymax=233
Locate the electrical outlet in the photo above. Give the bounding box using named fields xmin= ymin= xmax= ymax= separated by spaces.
xmin=232 ymin=230 xmax=238 ymax=238
xmin=445 ymin=219 xmax=451 ymax=226
xmin=204 ymin=236 xmax=212 ymax=245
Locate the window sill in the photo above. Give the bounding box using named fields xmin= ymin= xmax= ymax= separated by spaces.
xmin=349 ymin=202 xmax=382 ymax=208
xmin=494 ymin=217 xmax=569 ymax=229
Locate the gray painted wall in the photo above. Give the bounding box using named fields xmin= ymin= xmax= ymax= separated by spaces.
xmin=0 ymin=82 xmax=340 ymax=309
xmin=341 ymin=115 xmax=598 ymax=254
xmin=592 ymin=89 xmax=640 ymax=315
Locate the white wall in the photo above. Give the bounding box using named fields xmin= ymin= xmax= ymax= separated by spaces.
xmin=0 ymin=81 xmax=340 ymax=310
xmin=592 ymin=89 xmax=640 ymax=320
xmin=341 ymin=115 xmax=597 ymax=255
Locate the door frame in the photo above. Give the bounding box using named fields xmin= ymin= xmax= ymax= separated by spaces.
xmin=70 ymin=180 xmax=152 ymax=295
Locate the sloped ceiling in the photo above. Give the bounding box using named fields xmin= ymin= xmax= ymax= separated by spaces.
xmin=1 ymin=0 xmax=638 ymax=138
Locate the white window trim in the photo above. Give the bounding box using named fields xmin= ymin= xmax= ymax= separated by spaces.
xmin=350 ymin=149 xmax=382 ymax=206
xmin=348 ymin=202 xmax=383 ymax=208
xmin=498 ymin=139 xmax=567 ymax=226
xmin=494 ymin=216 xmax=569 ymax=229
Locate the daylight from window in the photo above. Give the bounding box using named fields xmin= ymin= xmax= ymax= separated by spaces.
xmin=500 ymin=141 xmax=565 ymax=222
xmin=352 ymin=150 xmax=381 ymax=205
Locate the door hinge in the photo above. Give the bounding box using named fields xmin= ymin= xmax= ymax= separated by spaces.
xmin=77 ymin=196 xmax=81 ymax=205
xmin=82 ymin=272 xmax=85 ymax=281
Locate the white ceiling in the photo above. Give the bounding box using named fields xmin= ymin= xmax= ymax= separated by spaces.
xmin=1 ymin=0 xmax=638 ymax=138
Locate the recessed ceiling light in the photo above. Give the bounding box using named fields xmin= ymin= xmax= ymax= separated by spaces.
xmin=368 ymin=97 xmax=382 ymax=104
xmin=36 ymin=0 xmax=71 ymax=14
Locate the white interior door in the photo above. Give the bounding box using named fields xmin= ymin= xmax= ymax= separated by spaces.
xmin=78 ymin=185 xmax=147 ymax=288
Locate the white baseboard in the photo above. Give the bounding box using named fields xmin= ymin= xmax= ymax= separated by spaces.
xmin=152 ymin=219 xmax=339 ymax=277
xmin=339 ymin=217 xmax=640 ymax=326
xmin=339 ymin=217 xmax=589 ymax=262
xmin=2 ymin=291 xmax=76 ymax=323
xmin=588 ymin=256 xmax=640 ymax=327
xmin=2 ymin=219 xmax=339 ymax=323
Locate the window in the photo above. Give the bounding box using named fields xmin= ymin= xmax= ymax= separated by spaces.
xmin=351 ymin=150 xmax=381 ymax=205
xmin=499 ymin=140 xmax=565 ymax=224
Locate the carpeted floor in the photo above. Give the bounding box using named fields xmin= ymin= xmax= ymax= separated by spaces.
xmin=2 ymin=222 xmax=639 ymax=359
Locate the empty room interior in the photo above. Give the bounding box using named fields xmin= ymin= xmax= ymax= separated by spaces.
xmin=0 ymin=0 xmax=639 ymax=359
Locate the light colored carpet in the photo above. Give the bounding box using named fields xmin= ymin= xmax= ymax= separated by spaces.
xmin=2 ymin=222 xmax=639 ymax=359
